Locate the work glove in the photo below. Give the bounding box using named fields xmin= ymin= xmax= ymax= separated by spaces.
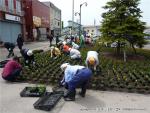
xmin=59 ymin=81 xmax=63 ymax=87
xmin=33 ymin=62 xmax=35 ymax=65
xmin=25 ymin=60 xmax=29 ymax=64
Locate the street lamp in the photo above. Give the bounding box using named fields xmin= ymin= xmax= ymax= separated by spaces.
xmin=75 ymin=12 xmax=80 ymax=36
xmin=79 ymin=2 xmax=87 ymax=37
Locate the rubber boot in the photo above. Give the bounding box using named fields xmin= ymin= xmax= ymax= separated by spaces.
xmin=79 ymin=82 xmax=87 ymax=97
xmin=64 ymin=90 xmax=76 ymax=101
xmin=79 ymin=89 xmax=86 ymax=97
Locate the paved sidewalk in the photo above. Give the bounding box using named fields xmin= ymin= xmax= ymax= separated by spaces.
xmin=0 ymin=68 xmax=150 ymax=113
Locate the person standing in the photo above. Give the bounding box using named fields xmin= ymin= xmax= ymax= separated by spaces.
xmin=79 ymin=35 xmax=85 ymax=48
xmin=60 ymin=63 xmax=92 ymax=101
xmin=0 ymin=41 xmax=15 ymax=58
xmin=85 ymin=51 xmax=99 ymax=71
xmin=47 ymin=29 xmax=53 ymax=47
xmin=1 ymin=56 xmax=22 ymax=81
xmin=17 ymin=34 xmax=24 ymax=50
xmin=56 ymin=35 xmax=59 ymax=46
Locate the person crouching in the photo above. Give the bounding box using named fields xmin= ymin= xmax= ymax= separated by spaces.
xmin=60 ymin=63 xmax=92 ymax=101
xmin=85 ymin=51 xmax=99 ymax=71
xmin=50 ymin=46 xmax=61 ymax=58
xmin=20 ymin=48 xmax=35 ymax=66
xmin=1 ymin=56 xmax=22 ymax=81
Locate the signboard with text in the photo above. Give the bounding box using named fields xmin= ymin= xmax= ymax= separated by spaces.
xmin=5 ymin=14 xmax=20 ymax=22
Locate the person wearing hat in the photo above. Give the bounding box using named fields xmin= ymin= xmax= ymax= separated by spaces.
xmin=1 ymin=56 xmax=22 ymax=81
xmin=68 ymin=48 xmax=81 ymax=60
xmin=60 ymin=63 xmax=92 ymax=101
xmin=85 ymin=51 xmax=99 ymax=70
xmin=62 ymin=41 xmax=70 ymax=55
xmin=50 ymin=46 xmax=61 ymax=58
xmin=72 ymin=42 xmax=80 ymax=50
xmin=20 ymin=48 xmax=35 ymax=65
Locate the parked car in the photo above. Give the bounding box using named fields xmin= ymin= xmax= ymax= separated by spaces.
xmin=110 ymin=42 xmax=117 ymax=47
xmin=110 ymin=42 xmax=127 ymax=48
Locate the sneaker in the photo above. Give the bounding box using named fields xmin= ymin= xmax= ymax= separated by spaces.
xmin=64 ymin=97 xmax=75 ymax=101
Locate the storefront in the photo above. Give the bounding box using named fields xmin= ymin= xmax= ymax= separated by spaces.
xmin=0 ymin=13 xmax=22 ymax=43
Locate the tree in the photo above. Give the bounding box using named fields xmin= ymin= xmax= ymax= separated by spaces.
xmin=100 ymin=0 xmax=147 ymax=54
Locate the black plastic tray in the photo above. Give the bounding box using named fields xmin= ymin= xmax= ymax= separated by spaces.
xmin=20 ymin=86 xmax=46 ymax=97
xmin=52 ymin=86 xmax=65 ymax=94
xmin=33 ymin=92 xmax=62 ymax=111
xmin=0 ymin=60 xmax=9 ymax=68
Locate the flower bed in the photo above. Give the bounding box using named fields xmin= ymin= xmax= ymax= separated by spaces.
xmin=18 ymin=45 xmax=150 ymax=94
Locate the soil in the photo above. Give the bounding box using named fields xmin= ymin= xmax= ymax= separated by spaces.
xmin=102 ymin=52 xmax=145 ymax=61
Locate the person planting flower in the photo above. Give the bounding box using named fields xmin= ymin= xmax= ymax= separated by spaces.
xmin=85 ymin=51 xmax=99 ymax=71
xmin=20 ymin=48 xmax=35 ymax=66
xmin=1 ymin=56 xmax=22 ymax=81
xmin=60 ymin=63 xmax=92 ymax=101
xmin=72 ymin=42 xmax=80 ymax=50
xmin=68 ymin=48 xmax=82 ymax=61
xmin=50 ymin=46 xmax=61 ymax=58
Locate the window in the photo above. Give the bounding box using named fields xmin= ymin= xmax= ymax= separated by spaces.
xmin=16 ymin=0 xmax=21 ymax=13
xmin=8 ymin=0 xmax=14 ymax=11
xmin=0 ymin=0 xmax=5 ymax=8
xmin=87 ymin=30 xmax=89 ymax=32
xmin=58 ymin=22 xmax=60 ymax=26
xmin=92 ymin=30 xmax=94 ymax=32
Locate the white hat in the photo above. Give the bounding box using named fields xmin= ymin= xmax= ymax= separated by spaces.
xmin=62 ymin=41 xmax=67 ymax=45
xmin=68 ymin=48 xmax=71 ymax=51
xmin=50 ymin=46 xmax=54 ymax=50
xmin=60 ymin=63 xmax=69 ymax=71
xmin=27 ymin=50 xmax=33 ymax=56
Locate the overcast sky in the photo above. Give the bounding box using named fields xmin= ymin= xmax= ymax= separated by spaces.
xmin=39 ymin=0 xmax=150 ymax=27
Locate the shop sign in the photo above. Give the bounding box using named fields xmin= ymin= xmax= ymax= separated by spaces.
xmin=33 ymin=16 xmax=41 ymax=27
xmin=5 ymin=14 xmax=20 ymax=22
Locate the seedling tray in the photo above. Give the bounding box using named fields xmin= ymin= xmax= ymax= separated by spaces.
xmin=52 ymin=86 xmax=65 ymax=94
xmin=0 ymin=60 xmax=9 ymax=68
xmin=20 ymin=86 xmax=46 ymax=97
xmin=33 ymin=92 xmax=62 ymax=111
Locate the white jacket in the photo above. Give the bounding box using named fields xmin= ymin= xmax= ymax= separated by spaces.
xmin=85 ymin=51 xmax=99 ymax=66
xmin=70 ymin=48 xmax=81 ymax=59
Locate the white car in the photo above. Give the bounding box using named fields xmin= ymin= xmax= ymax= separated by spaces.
xmin=110 ymin=42 xmax=117 ymax=47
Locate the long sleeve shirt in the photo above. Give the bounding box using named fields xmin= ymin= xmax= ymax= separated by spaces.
xmin=85 ymin=51 xmax=99 ymax=66
xmin=2 ymin=60 xmax=22 ymax=77
xmin=62 ymin=65 xmax=85 ymax=83
xmin=70 ymin=48 xmax=81 ymax=59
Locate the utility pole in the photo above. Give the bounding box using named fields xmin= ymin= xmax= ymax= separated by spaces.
xmin=72 ymin=0 xmax=74 ymax=35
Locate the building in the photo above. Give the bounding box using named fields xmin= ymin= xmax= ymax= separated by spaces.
xmin=144 ymin=26 xmax=150 ymax=39
xmin=62 ymin=20 xmax=82 ymax=36
xmin=0 ymin=0 xmax=23 ymax=43
xmin=23 ymin=0 xmax=50 ymax=41
xmin=43 ymin=2 xmax=61 ymax=37
xmin=83 ymin=25 xmax=101 ymax=37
